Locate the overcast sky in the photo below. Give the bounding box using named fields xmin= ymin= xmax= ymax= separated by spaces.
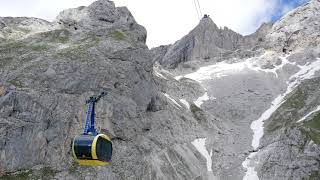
xmin=0 ymin=0 xmax=309 ymax=47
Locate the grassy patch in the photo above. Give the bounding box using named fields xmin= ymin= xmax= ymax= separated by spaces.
xmin=266 ymin=87 xmax=307 ymax=132
xmin=1 ymin=167 xmax=57 ymax=180
xmin=282 ymin=87 xmax=307 ymax=109
xmin=38 ymin=29 xmax=71 ymax=44
xmin=67 ymin=162 xmax=79 ymax=176
xmin=40 ymin=167 xmax=56 ymax=178
xmin=265 ymin=115 xmax=293 ymax=133
xmin=108 ymin=30 xmax=126 ymax=41
xmin=56 ymin=44 xmax=90 ymax=58
xmin=304 ymin=113 xmax=320 ymax=129
xmin=2 ymin=41 xmax=27 ymax=49
xmin=308 ymin=170 xmax=320 ymax=180
xmin=179 ymin=77 xmax=193 ymax=82
xmin=8 ymin=79 xmax=23 ymax=88
xmin=190 ymin=103 xmax=206 ymax=122
xmin=55 ymin=35 xmax=100 ymax=59
xmin=0 ymin=41 xmax=49 ymax=53
xmin=29 ymin=45 xmax=49 ymax=51
xmin=1 ymin=170 xmax=32 ymax=180
xmin=300 ymin=112 xmax=320 ymax=144
xmin=15 ymin=27 xmax=32 ymax=34
xmin=0 ymin=57 xmax=13 ymax=68
xmin=190 ymin=104 xmax=202 ymax=114
xmin=55 ymin=44 xmax=91 ymax=59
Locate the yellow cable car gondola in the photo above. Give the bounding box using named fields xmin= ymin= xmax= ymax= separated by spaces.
xmin=72 ymin=92 xmax=112 ymax=166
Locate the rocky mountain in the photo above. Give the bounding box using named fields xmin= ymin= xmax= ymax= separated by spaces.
xmin=0 ymin=0 xmax=320 ymax=180
xmin=155 ymin=0 xmax=320 ymax=179
xmin=152 ymin=16 xmax=272 ymax=69
xmin=0 ymin=1 xmax=211 ymax=179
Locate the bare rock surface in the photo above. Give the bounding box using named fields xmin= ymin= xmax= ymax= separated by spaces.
xmin=0 ymin=1 xmax=212 ymax=179
xmin=153 ymin=0 xmax=320 ymax=180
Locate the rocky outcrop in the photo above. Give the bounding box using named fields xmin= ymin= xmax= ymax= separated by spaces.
xmin=0 ymin=17 xmax=55 ymax=40
xmin=153 ymin=0 xmax=320 ymax=180
xmin=254 ymin=1 xmax=320 ymax=179
xmin=152 ymin=16 xmax=273 ymax=69
xmin=258 ymin=77 xmax=320 ymax=180
xmin=55 ymin=0 xmax=147 ymax=44
xmin=267 ymin=0 xmax=320 ymax=53
xmin=152 ymin=17 xmax=240 ymax=69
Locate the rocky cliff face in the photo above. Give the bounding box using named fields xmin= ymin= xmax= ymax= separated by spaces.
xmin=155 ymin=0 xmax=320 ymax=180
xmin=1 ymin=0 xmax=320 ymax=180
xmin=0 ymin=1 xmax=213 ymax=179
xmin=152 ymin=16 xmax=273 ymax=69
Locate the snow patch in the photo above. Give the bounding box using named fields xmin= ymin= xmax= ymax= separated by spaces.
xmin=242 ymin=152 xmax=259 ymax=180
xmin=297 ymin=105 xmax=320 ymax=122
xmin=174 ymin=57 xmax=259 ymax=82
xmin=153 ymin=67 xmax=168 ymax=80
xmin=194 ymin=92 xmax=210 ymax=107
xmin=246 ymin=54 xmax=295 ymax=78
xmin=175 ymin=75 xmax=183 ymax=80
xmin=308 ymin=140 xmax=315 ymax=146
xmin=183 ymin=61 xmax=248 ymax=82
xmin=163 ymin=93 xmax=181 ymax=108
xmin=180 ymin=99 xmax=190 ymax=109
xmin=192 ymin=138 xmax=213 ymax=172
xmin=177 ymin=53 xmax=295 ymax=83
xmin=57 ymin=44 xmax=70 ymax=50
xmin=243 ymin=57 xmax=320 ymax=180
xmin=251 ymin=57 xmax=320 ymax=150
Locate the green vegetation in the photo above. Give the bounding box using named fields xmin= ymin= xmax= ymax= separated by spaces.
xmin=1 ymin=170 xmax=32 ymax=180
xmin=0 ymin=41 xmax=49 ymax=53
xmin=55 ymin=34 xmax=101 ymax=59
xmin=304 ymin=113 xmax=320 ymax=129
xmin=266 ymin=115 xmax=291 ymax=132
xmin=108 ymin=30 xmax=127 ymax=41
xmin=0 ymin=57 xmax=13 ymax=68
xmin=78 ymin=36 xmax=101 ymax=45
xmin=30 ymin=45 xmax=49 ymax=51
xmin=263 ymin=78 xmax=320 ymax=145
xmin=39 ymin=29 xmax=71 ymax=44
xmin=16 ymin=27 xmax=32 ymax=34
xmin=67 ymin=162 xmax=79 ymax=176
xmin=2 ymin=41 xmax=28 ymax=50
xmin=266 ymin=87 xmax=308 ymax=132
xmin=308 ymin=171 xmax=320 ymax=180
xmin=1 ymin=167 xmax=56 ymax=180
xmin=300 ymin=112 xmax=320 ymax=144
xmin=179 ymin=77 xmax=192 ymax=82
xmin=190 ymin=104 xmax=202 ymax=114
xmin=190 ymin=103 xmax=206 ymax=122
xmin=8 ymin=79 xmax=23 ymax=88
xmin=0 ymin=29 xmax=69 ymax=55
xmin=40 ymin=167 xmax=56 ymax=178
xmin=283 ymin=87 xmax=307 ymax=109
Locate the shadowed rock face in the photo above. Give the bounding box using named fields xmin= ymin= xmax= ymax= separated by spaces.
xmin=1 ymin=0 xmax=320 ymax=180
